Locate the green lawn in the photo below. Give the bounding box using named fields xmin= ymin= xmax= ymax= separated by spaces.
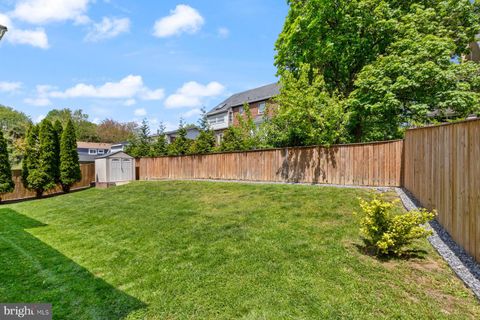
xmin=1 ymin=181 xmax=479 ymax=319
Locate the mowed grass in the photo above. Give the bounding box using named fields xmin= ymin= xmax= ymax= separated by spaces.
xmin=1 ymin=181 xmax=479 ymax=319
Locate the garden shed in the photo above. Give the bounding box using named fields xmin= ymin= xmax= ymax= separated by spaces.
xmin=95 ymin=151 xmax=135 ymax=188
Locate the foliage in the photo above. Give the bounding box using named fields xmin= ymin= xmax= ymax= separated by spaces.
xmin=22 ymin=125 xmax=40 ymax=190
xmin=168 ymin=120 xmax=192 ymax=156
xmin=0 ymin=131 xmax=14 ymax=199
xmin=60 ymin=120 xmax=81 ymax=193
xmin=264 ymin=65 xmax=349 ymax=147
xmin=356 ymin=195 xmax=435 ymax=256
xmin=218 ymin=104 xmax=262 ymax=152
xmin=275 ymin=0 xmax=480 ymax=143
xmin=46 ymin=108 xmax=99 ymax=142
xmin=189 ymin=108 xmax=215 ymax=154
xmin=0 ymin=105 xmax=31 ymax=167
xmin=23 ymin=120 xmax=57 ymax=197
xmin=53 ymin=120 xmax=63 ymax=183
xmin=151 ymin=123 xmax=168 ymax=157
xmin=125 ymin=119 xmax=153 ymax=158
xmin=96 ymin=118 xmax=137 ymax=143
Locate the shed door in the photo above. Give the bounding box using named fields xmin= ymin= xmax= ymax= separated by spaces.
xmin=121 ymin=159 xmax=133 ymax=181
xmin=110 ymin=159 xmax=122 ymax=182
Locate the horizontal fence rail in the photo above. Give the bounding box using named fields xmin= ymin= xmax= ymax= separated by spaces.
xmin=138 ymin=140 xmax=404 ymax=187
xmin=404 ymin=119 xmax=480 ymax=263
xmin=1 ymin=163 xmax=95 ymax=202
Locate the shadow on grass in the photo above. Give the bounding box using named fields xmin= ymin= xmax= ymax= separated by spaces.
xmin=353 ymin=242 xmax=428 ymax=262
xmin=0 ymin=208 xmax=146 ymax=320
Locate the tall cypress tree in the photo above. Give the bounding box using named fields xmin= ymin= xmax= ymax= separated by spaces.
xmin=53 ymin=119 xmax=63 ymax=183
xmin=60 ymin=119 xmax=81 ymax=193
xmin=26 ymin=120 xmax=57 ymax=198
xmin=0 ymin=131 xmax=14 ymax=203
xmin=22 ymin=125 xmax=40 ymax=189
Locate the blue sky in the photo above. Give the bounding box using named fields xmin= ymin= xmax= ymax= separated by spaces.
xmin=0 ymin=0 xmax=288 ymax=131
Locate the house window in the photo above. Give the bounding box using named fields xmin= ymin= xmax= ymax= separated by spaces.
xmin=228 ymin=111 xmax=233 ymax=123
xmin=258 ymin=102 xmax=266 ymax=114
xmin=98 ymin=149 xmax=105 ymax=155
xmin=239 ymin=107 xmax=244 ymax=115
xmin=88 ymin=149 xmax=98 ymax=155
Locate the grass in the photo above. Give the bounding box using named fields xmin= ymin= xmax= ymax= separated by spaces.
xmin=1 ymin=181 xmax=479 ymax=319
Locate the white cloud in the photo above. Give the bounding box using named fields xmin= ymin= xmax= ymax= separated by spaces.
xmin=85 ymin=17 xmax=130 ymax=42
xmin=181 ymin=108 xmax=202 ymax=118
xmin=7 ymin=28 xmax=49 ymax=49
xmin=165 ymin=81 xmax=225 ymax=109
xmin=218 ymin=27 xmax=229 ymax=38
xmin=24 ymin=85 xmax=54 ymax=106
xmin=0 ymin=81 xmax=22 ymax=92
xmin=0 ymin=13 xmax=49 ymax=49
xmin=11 ymin=0 xmax=91 ymax=25
xmin=134 ymin=108 xmax=147 ymax=116
xmin=153 ymin=4 xmax=204 ymax=38
xmin=139 ymin=88 xmax=165 ymax=101
xmin=124 ymin=99 xmax=136 ymax=106
xmin=49 ymin=75 xmax=165 ymax=101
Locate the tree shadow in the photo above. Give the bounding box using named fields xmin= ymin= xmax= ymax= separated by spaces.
xmin=0 ymin=208 xmax=146 ymax=319
xmin=353 ymin=242 xmax=428 ymax=262
xmin=278 ymin=147 xmax=336 ymax=184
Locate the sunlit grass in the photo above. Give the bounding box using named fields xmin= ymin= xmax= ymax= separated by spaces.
xmin=1 ymin=181 xmax=479 ymax=319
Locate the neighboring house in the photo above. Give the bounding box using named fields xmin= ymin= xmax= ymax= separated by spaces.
xmin=111 ymin=142 xmax=129 ymax=153
xmin=77 ymin=142 xmax=112 ymax=163
xmin=164 ymin=127 xmax=201 ymax=144
xmin=465 ymin=41 xmax=480 ymax=62
xmin=206 ymin=83 xmax=280 ymax=144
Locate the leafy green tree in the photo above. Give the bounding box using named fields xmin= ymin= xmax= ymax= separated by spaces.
xmin=53 ymin=120 xmax=63 ymax=182
xmin=276 ymin=0 xmax=479 ymax=96
xmin=24 ymin=120 xmax=57 ymax=198
xmin=264 ymin=65 xmax=349 ymax=147
xmin=168 ymin=119 xmax=192 ymax=156
xmin=151 ymin=122 xmax=168 ymax=157
xmin=218 ymin=104 xmax=262 ymax=152
xmin=0 ymin=105 xmax=32 ymax=168
xmin=275 ymin=0 xmax=480 ymax=142
xmin=60 ymin=119 xmax=81 ymax=193
xmin=189 ymin=108 xmax=215 ymax=154
xmin=218 ymin=126 xmax=245 ymax=152
xmin=126 ymin=119 xmax=152 ymax=157
xmin=0 ymin=131 xmax=14 ymax=202
xmin=46 ymin=108 xmax=99 ymax=142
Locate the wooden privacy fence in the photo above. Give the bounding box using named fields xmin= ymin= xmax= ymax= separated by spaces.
xmin=138 ymin=140 xmax=404 ymax=187
xmin=1 ymin=163 xmax=95 ymax=202
xmin=404 ymin=119 xmax=480 ymax=263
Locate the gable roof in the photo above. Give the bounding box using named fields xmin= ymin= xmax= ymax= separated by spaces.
xmin=207 ymin=83 xmax=280 ymax=116
xmin=77 ymin=142 xmax=112 ymax=149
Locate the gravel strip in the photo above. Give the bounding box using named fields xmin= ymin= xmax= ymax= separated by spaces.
xmin=395 ymin=187 xmax=480 ymax=300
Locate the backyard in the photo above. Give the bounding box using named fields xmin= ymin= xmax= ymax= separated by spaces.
xmin=1 ymin=181 xmax=479 ymax=319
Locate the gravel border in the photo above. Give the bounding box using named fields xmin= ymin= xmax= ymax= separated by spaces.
xmin=395 ymin=187 xmax=480 ymax=300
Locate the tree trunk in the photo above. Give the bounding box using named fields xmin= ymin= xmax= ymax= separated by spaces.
xmin=36 ymin=189 xmax=43 ymax=199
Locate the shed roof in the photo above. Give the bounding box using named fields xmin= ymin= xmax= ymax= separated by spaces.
xmin=96 ymin=151 xmax=134 ymax=159
xmin=207 ymin=83 xmax=280 ymax=115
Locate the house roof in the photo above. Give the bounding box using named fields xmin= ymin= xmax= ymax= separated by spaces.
xmin=164 ymin=126 xmax=200 ymax=136
xmin=77 ymin=142 xmax=113 ymax=149
xmin=207 ymin=83 xmax=280 ymax=116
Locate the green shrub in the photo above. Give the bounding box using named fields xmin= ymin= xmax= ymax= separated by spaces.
xmin=355 ymin=195 xmax=436 ymax=256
